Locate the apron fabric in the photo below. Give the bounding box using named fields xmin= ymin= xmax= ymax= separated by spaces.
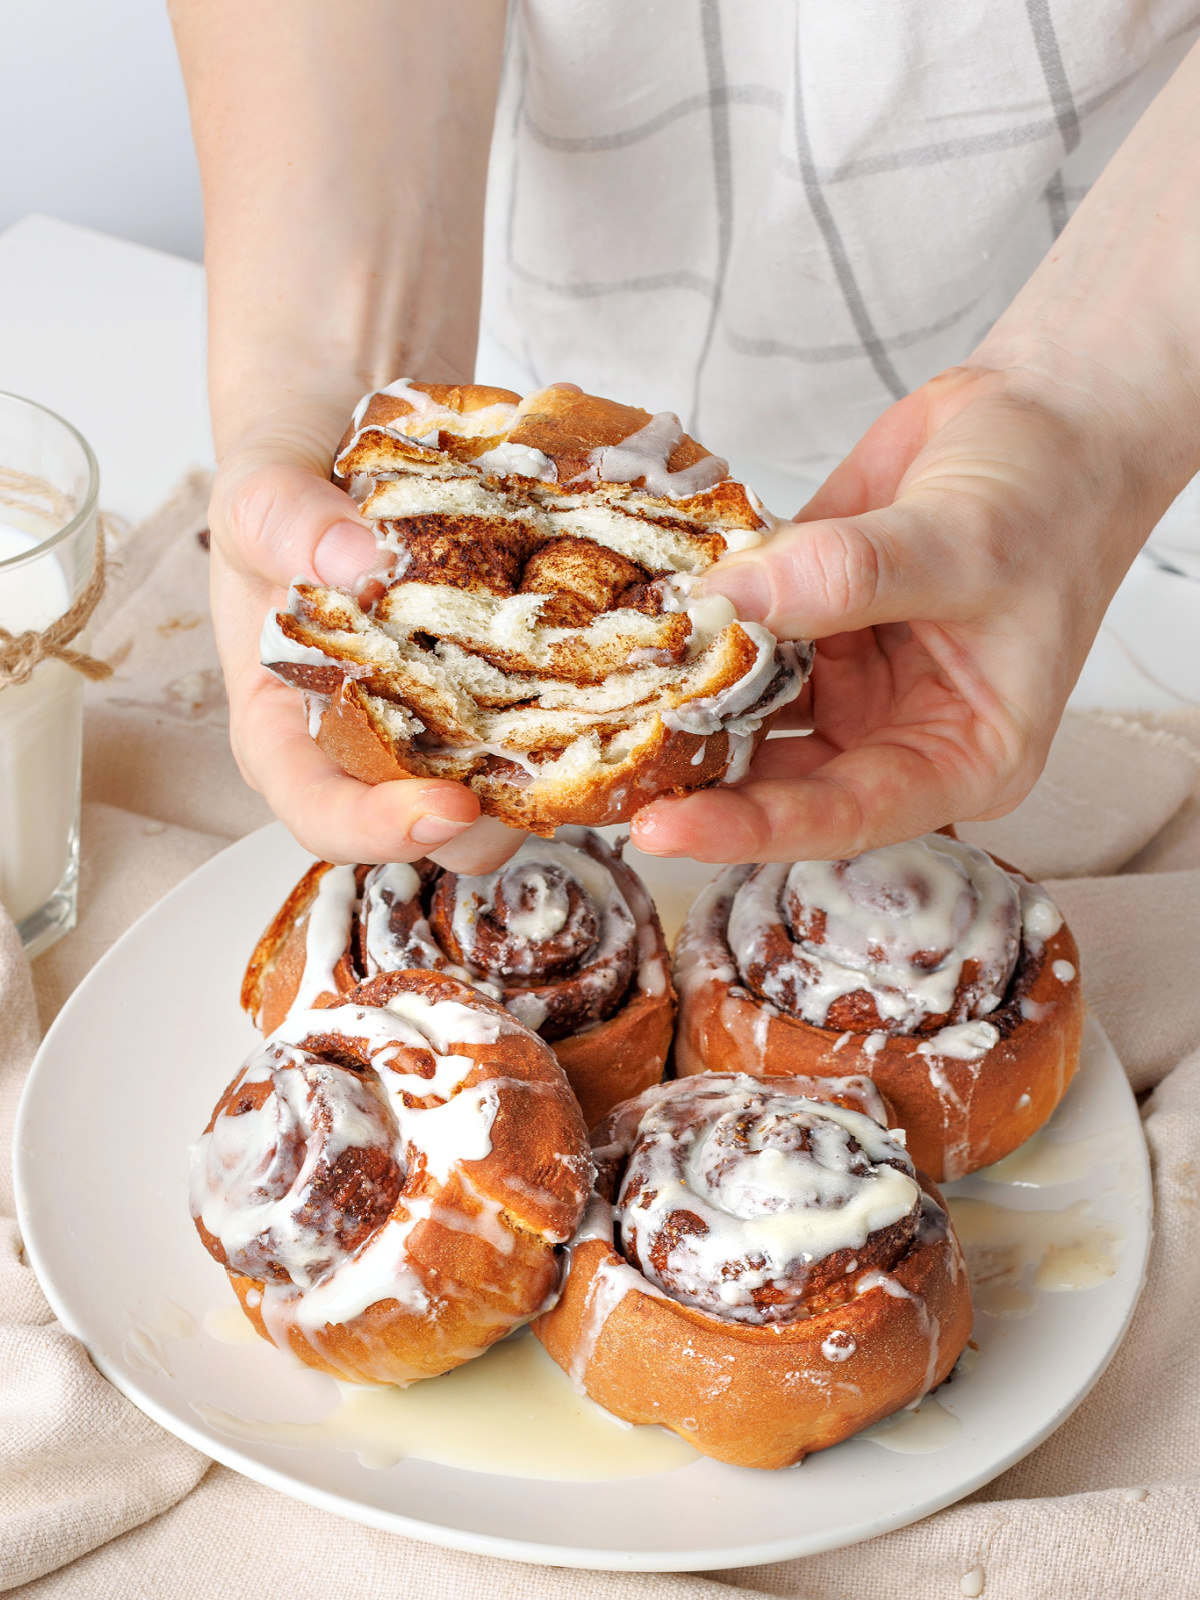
xmin=480 ymin=0 xmax=1200 ymax=556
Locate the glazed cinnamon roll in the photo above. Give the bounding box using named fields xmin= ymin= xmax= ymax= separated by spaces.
xmin=191 ymin=970 xmax=591 ymax=1384
xmin=241 ymin=829 xmax=674 ymax=1127
xmin=673 ymin=834 xmax=1083 ymax=1181
xmin=260 ymin=381 xmax=810 ymax=835
xmin=534 ymin=1074 xmax=972 ymax=1469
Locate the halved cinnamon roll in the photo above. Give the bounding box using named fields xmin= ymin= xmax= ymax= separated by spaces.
xmin=673 ymin=834 xmax=1083 ymax=1181
xmin=241 ymin=828 xmax=674 ymax=1127
xmin=534 ymin=1074 xmax=972 ymax=1468
xmin=191 ymin=970 xmax=591 ymax=1385
xmin=261 ymin=381 xmax=810 ymax=835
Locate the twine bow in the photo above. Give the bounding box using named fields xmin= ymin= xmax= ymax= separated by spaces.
xmin=0 ymin=467 xmax=113 ymax=690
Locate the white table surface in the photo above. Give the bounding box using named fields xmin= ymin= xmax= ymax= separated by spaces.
xmin=2 ymin=212 xmax=1196 ymax=713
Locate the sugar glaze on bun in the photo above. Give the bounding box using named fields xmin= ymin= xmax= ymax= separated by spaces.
xmin=240 ymin=828 xmax=676 ymax=1128
xmin=534 ymin=1073 xmax=972 ymax=1468
xmin=261 ymin=381 xmax=811 ymax=835
xmin=191 ymin=970 xmax=591 ymax=1385
xmin=673 ymin=835 xmax=1084 ymax=1181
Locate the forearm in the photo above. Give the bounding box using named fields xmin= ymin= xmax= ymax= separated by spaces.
xmin=975 ymin=39 xmax=1200 ymax=532
xmin=169 ymin=0 xmax=507 ymax=456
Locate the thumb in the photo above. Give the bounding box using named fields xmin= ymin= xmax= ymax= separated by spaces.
xmin=700 ymin=497 xmax=978 ymax=639
xmin=212 ymin=452 xmax=379 ymax=594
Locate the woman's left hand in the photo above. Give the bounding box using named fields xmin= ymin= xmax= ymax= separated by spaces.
xmin=629 ymin=360 xmax=1184 ymax=864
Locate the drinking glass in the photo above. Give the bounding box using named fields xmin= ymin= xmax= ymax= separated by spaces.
xmin=0 ymin=392 xmax=100 ymax=957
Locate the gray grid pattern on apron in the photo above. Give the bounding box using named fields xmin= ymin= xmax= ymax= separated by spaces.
xmin=481 ymin=1 xmax=1200 ymax=482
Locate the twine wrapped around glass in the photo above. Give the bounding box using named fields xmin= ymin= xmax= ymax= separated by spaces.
xmin=0 ymin=392 xmax=105 ymax=956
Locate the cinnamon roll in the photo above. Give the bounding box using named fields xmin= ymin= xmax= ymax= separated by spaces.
xmin=673 ymin=834 xmax=1083 ymax=1181
xmin=534 ymin=1074 xmax=972 ymax=1469
xmin=241 ymin=828 xmax=674 ymax=1127
xmin=261 ymin=381 xmax=811 ymax=835
xmin=191 ymin=970 xmax=591 ymax=1384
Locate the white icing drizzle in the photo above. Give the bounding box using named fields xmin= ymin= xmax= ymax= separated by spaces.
xmin=615 ymin=1082 xmax=918 ymax=1324
xmin=1052 ymin=959 xmax=1076 ymax=984
xmin=342 ymin=378 xmax=521 ymax=462
xmin=727 ymin=835 xmax=1022 ymax=1032
xmin=292 ymin=866 xmax=358 ymax=1012
xmin=567 ymin=1254 xmax=667 ymax=1392
xmin=473 ymin=442 xmax=557 ymax=482
xmin=259 ymin=607 xmax=339 ymax=670
xmin=722 ymin=730 xmax=757 ymax=786
xmin=274 ymin=1205 xmax=432 ymax=1333
xmin=821 ymin=1330 xmax=857 ymax=1363
xmin=447 ymin=828 xmax=637 ymax=1012
xmin=912 ymin=1023 xmax=1003 ymax=1182
xmin=1019 ymin=880 xmax=1064 ymax=950
xmin=661 ymin=617 xmax=801 ymax=735
xmin=916 ymin=1021 xmax=1001 ymax=1062
xmin=856 ymin=1249 xmax=942 ymax=1407
xmin=189 ymin=1041 xmax=397 ymax=1291
xmin=190 ymin=992 xmax=519 ymax=1344
xmin=594 ymin=411 xmax=729 ymax=500
xmin=302 ymin=691 xmax=328 ymax=737
xmin=360 ymin=862 xmax=439 ymax=977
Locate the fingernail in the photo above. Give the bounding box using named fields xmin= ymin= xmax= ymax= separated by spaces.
xmin=410 ymin=815 xmax=474 ymax=847
xmin=701 ymin=561 xmax=771 ymax=623
xmin=314 ymin=521 xmax=379 ymax=587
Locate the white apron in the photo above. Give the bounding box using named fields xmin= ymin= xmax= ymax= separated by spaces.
xmin=480 ymin=1 xmax=1200 ymax=564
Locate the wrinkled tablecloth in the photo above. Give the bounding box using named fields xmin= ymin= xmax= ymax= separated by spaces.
xmin=2 ymin=478 xmax=1199 ymax=1599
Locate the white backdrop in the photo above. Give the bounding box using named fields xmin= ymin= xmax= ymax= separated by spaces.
xmin=0 ymin=0 xmax=203 ymax=260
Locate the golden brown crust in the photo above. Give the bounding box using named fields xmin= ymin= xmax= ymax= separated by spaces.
xmin=240 ymin=861 xmax=359 ymax=1031
xmin=199 ymin=970 xmax=591 ymax=1385
xmin=334 ymin=383 xmax=523 ymax=472
xmin=535 ymin=1153 xmax=970 ymax=1469
xmin=308 ymin=679 xmax=773 ymax=838
xmin=673 ymin=853 xmax=1084 ymax=1182
xmin=551 ymin=990 xmax=676 ymax=1131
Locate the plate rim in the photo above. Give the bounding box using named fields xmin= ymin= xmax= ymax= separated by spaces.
xmin=13 ymin=822 xmax=1155 ymax=1573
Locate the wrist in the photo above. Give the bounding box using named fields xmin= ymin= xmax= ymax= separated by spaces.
xmin=967 ymin=326 xmax=1200 ymax=537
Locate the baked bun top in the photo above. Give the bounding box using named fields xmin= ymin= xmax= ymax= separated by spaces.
xmin=591 ymin=1073 xmax=922 ymax=1325
xmin=688 ymin=833 xmax=1067 ymax=1038
xmin=333 ymin=380 xmax=767 ymax=551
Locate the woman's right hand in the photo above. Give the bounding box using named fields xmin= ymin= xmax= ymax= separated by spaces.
xmin=208 ymin=395 xmax=527 ymax=873
xmin=170 ymin=0 xmax=511 ymax=869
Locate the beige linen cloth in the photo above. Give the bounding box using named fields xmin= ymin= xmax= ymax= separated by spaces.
xmin=2 ymin=478 xmax=1200 ymax=1599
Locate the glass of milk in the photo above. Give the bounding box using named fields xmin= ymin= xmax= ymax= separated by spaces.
xmin=0 ymin=392 xmax=100 ymax=957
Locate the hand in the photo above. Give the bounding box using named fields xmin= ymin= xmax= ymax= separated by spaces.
xmin=629 ymin=361 xmax=1166 ymax=864
xmin=208 ymin=395 xmax=528 ymax=872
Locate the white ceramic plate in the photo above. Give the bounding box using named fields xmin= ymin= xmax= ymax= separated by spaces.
xmin=14 ymin=824 xmax=1152 ymax=1572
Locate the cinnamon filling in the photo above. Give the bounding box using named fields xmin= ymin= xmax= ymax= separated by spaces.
xmin=595 ymin=1077 xmax=921 ymax=1325
xmin=260 ymin=380 xmax=808 ymax=810
xmin=727 ymin=836 xmax=1025 ymax=1036
xmin=355 ymin=831 xmax=644 ymax=1042
xmin=197 ymin=1046 xmax=403 ymax=1288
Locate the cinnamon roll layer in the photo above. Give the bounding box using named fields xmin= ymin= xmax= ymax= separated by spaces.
xmin=534 ymin=1074 xmax=972 ymax=1469
xmin=261 ymin=381 xmax=810 ymax=835
xmin=241 ymin=829 xmax=675 ymax=1128
xmin=674 ymin=836 xmax=1083 ymax=1182
xmin=191 ymin=970 xmax=591 ymax=1385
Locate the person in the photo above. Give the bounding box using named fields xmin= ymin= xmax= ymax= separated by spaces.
xmin=169 ymin=0 xmax=1200 ymax=877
